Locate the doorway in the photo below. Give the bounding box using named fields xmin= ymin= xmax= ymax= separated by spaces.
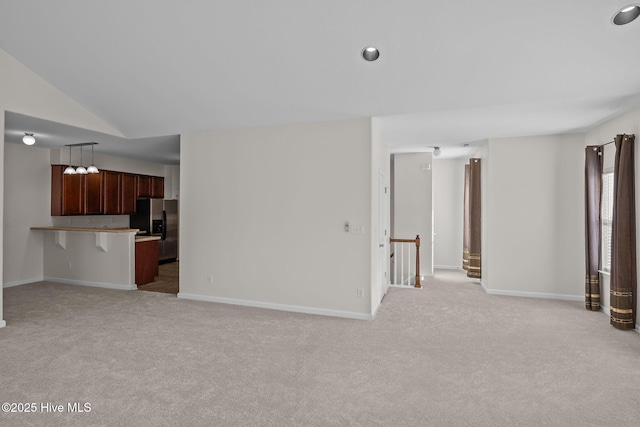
xmin=137 ymin=261 xmax=179 ymax=294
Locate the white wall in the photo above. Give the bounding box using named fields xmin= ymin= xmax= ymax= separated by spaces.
xmin=3 ymin=143 xmax=51 ymax=286
xmin=179 ymin=118 xmax=375 ymax=319
xmin=393 ymin=153 xmax=434 ymax=277
xmin=433 ymin=158 xmax=466 ymax=269
xmin=0 ymin=47 xmax=123 ymax=327
xmin=584 ymin=106 xmax=640 ymax=328
xmin=482 ymin=134 xmax=585 ymax=299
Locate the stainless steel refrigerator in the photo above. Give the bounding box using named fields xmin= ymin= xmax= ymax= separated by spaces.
xmin=130 ymin=199 xmax=179 ymax=263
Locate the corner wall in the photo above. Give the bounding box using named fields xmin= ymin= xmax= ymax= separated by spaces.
xmin=179 ymin=118 xmax=375 ymax=319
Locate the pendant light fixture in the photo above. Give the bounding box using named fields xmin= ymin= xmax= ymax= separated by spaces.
xmin=63 ymin=145 xmax=77 ymax=175
xmin=87 ymin=143 xmax=99 ymax=174
xmin=75 ymin=146 xmax=88 ymax=174
xmin=63 ymin=142 xmax=99 ymax=175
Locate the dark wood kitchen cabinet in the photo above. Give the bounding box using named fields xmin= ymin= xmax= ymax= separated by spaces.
xmin=102 ymin=170 xmax=122 ymax=214
xmin=85 ymin=173 xmax=104 ymax=214
xmin=121 ymin=173 xmax=137 ymax=214
xmin=151 ymin=176 xmax=164 ymax=198
xmin=138 ymin=175 xmax=164 ymax=199
xmin=52 ymin=165 xmax=164 ymax=216
xmin=135 ymin=239 xmax=160 ymax=286
xmin=51 ymin=165 xmax=103 ymax=216
xmin=51 ymin=165 xmax=83 ymax=215
xmin=103 ymin=171 xmax=137 ymax=215
xmin=137 ymin=175 xmax=152 ymax=198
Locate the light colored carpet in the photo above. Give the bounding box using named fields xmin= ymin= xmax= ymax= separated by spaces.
xmin=1 ymin=270 xmax=639 ymax=426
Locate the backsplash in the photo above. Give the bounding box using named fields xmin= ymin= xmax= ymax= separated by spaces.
xmin=52 ymin=215 xmax=130 ymax=228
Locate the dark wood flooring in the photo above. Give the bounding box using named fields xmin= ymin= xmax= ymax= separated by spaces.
xmin=137 ymin=261 xmax=179 ymax=294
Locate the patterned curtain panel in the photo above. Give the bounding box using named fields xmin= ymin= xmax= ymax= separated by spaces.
xmin=584 ymin=146 xmax=603 ymax=311
xmin=463 ymin=164 xmax=470 ymax=271
xmin=467 ymin=159 xmax=481 ymax=279
xmin=610 ymin=134 xmax=637 ymax=330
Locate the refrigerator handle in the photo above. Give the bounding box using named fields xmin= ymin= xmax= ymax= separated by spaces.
xmin=162 ymin=210 xmax=167 ymax=241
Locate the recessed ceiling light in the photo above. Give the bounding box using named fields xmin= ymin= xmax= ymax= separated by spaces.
xmin=612 ymin=4 xmax=640 ymax=25
xmin=362 ymin=46 xmax=380 ymax=62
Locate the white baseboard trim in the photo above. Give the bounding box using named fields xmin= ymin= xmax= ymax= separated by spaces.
xmin=480 ymin=280 xmax=488 ymax=293
xmin=434 ymin=265 xmax=463 ymax=271
xmin=177 ymin=292 xmax=374 ymax=320
xmin=3 ymin=277 xmax=44 ymax=288
xmin=480 ymin=284 xmax=583 ymax=302
xmin=43 ymin=277 xmax=137 ymax=291
xmin=0 ymin=320 xmax=6 ymax=328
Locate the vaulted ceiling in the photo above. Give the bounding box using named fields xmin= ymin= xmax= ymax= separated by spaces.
xmin=2 ymin=1 xmax=640 ymax=161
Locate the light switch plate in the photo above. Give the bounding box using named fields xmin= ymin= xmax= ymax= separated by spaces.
xmin=350 ymin=225 xmax=364 ymax=234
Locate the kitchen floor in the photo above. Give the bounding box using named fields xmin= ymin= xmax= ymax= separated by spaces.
xmin=137 ymin=261 xmax=179 ymax=294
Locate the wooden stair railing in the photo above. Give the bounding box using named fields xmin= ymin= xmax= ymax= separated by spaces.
xmin=390 ymin=235 xmax=421 ymax=288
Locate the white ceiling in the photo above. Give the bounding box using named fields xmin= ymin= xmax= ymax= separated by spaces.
xmin=2 ymin=1 xmax=640 ymax=161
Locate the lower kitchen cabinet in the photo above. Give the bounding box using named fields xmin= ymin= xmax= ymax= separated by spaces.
xmin=135 ymin=239 xmax=160 ymax=286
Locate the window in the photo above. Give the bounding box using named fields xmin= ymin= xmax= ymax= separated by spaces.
xmin=601 ymin=171 xmax=614 ymax=272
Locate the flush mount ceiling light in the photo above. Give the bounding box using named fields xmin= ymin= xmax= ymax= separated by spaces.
xmin=22 ymin=133 xmax=35 ymax=145
xmin=362 ymin=46 xmax=380 ymax=61
xmin=613 ymin=4 xmax=640 ymax=25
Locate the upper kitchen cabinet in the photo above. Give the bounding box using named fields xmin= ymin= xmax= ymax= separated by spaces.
xmin=104 ymin=171 xmax=137 ymax=215
xmin=52 ymin=165 xmax=164 ymax=216
xmin=151 ymin=176 xmax=164 ymax=199
xmin=121 ymin=173 xmax=137 ymax=214
xmin=102 ymin=170 xmax=122 ymax=214
xmin=51 ymin=165 xmax=84 ymax=215
xmin=51 ymin=165 xmax=104 ymax=216
xmin=137 ymin=175 xmax=152 ymax=198
xmin=85 ymin=173 xmax=104 ymax=214
xmin=137 ymin=175 xmax=164 ymax=199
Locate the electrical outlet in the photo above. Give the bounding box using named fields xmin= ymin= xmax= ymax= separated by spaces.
xmin=356 ymin=288 xmax=363 ymax=298
xmin=207 ymin=274 xmax=214 ymax=284
xmin=68 ymin=262 xmax=72 ymax=269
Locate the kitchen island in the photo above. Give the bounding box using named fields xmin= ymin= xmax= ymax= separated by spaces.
xmin=31 ymin=227 xmax=160 ymax=290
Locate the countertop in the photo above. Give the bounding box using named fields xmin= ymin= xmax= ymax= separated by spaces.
xmin=31 ymin=226 xmax=140 ymax=234
xmin=135 ymin=235 xmax=161 ymax=242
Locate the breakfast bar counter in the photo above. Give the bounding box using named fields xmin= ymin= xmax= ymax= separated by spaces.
xmin=31 ymin=226 xmax=140 ymax=290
